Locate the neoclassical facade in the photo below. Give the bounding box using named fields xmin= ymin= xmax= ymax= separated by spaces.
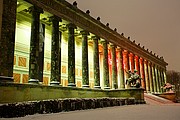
xmin=0 ymin=0 xmax=168 ymax=94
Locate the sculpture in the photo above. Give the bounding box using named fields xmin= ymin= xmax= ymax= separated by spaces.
xmin=162 ymin=83 xmax=174 ymax=93
xmin=125 ymin=70 xmax=141 ymax=88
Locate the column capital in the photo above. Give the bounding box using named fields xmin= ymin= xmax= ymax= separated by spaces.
xmin=135 ymin=55 xmax=139 ymax=58
xmin=151 ymin=62 xmax=155 ymax=67
xmin=116 ymin=46 xmax=123 ymax=51
xmin=129 ymin=52 xmax=134 ymax=57
xmin=67 ymin=23 xmax=77 ymax=29
xmin=148 ymin=61 xmax=152 ymax=65
xmin=123 ymin=49 xmax=129 ymax=54
xmin=80 ymin=30 xmax=89 ymax=36
xmin=109 ymin=42 xmax=115 ymax=46
xmin=100 ymin=39 xmax=107 ymax=43
xmin=29 ymin=6 xmax=43 ymax=14
xmin=91 ymin=35 xmax=100 ymax=40
xmin=49 ymin=15 xmax=62 ymax=22
xmin=140 ymin=57 xmax=144 ymax=60
xmin=144 ymin=59 xmax=148 ymax=63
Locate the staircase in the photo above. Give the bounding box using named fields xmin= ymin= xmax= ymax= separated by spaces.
xmin=144 ymin=93 xmax=174 ymax=105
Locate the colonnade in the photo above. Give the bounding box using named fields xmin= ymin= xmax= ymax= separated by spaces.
xmin=19 ymin=5 xmax=166 ymax=93
xmin=25 ymin=5 xmax=167 ymax=93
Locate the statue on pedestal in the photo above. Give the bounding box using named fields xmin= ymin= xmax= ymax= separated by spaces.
xmin=126 ymin=70 xmax=141 ymax=88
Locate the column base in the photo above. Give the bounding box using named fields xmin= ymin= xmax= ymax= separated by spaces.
xmin=68 ymin=83 xmax=76 ymax=87
xmin=120 ymin=85 xmax=125 ymax=89
xmin=28 ymin=79 xmax=39 ymax=84
xmin=147 ymin=91 xmax=151 ymax=93
xmin=0 ymin=76 xmax=13 ymax=83
xmin=151 ymin=92 xmax=155 ymax=94
xmin=94 ymin=86 xmax=101 ymax=89
xmin=104 ymin=87 xmax=110 ymax=89
xmin=50 ymin=81 xmax=60 ymax=86
xmin=82 ymin=85 xmax=89 ymax=88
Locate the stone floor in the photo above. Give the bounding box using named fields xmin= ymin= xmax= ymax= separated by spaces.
xmin=1 ymin=103 xmax=180 ymax=120
xmin=1 ymin=94 xmax=180 ymax=120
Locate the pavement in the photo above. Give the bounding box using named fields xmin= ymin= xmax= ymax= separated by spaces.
xmin=1 ymin=103 xmax=180 ymax=120
xmin=1 ymin=94 xmax=180 ymax=120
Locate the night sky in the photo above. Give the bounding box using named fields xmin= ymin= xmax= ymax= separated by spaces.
xmin=66 ymin=0 xmax=180 ymax=72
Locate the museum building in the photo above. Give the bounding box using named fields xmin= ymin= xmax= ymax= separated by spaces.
xmin=0 ymin=0 xmax=168 ymax=103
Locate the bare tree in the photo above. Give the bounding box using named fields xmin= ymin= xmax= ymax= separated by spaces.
xmin=167 ymin=70 xmax=180 ymax=102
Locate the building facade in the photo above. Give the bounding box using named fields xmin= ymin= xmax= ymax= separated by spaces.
xmin=0 ymin=0 xmax=168 ymax=93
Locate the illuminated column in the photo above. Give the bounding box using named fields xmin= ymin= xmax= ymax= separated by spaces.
xmin=162 ymin=68 xmax=167 ymax=92
xmin=155 ymin=65 xmax=160 ymax=93
xmin=144 ymin=60 xmax=150 ymax=92
xmin=92 ymin=36 xmax=101 ymax=89
xmin=38 ymin=23 xmax=45 ymax=83
xmin=158 ymin=67 xmax=163 ymax=93
xmin=163 ymin=69 xmax=167 ymax=84
xmin=28 ymin=6 xmax=43 ymax=84
xmin=50 ymin=16 xmax=61 ymax=85
xmin=152 ymin=63 xmax=157 ymax=93
xmin=139 ymin=57 xmax=145 ymax=89
xmin=58 ymin=31 xmax=62 ymax=85
xmin=135 ymin=55 xmax=140 ymax=75
xmin=129 ymin=53 xmax=135 ymax=72
xmin=110 ymin=43 xmax=117 ymax=89
xmin=67 ymin=23 xmax=76 ymax=87
xmin=123 ymin=50 xmax=129 ymax=88
xmin=161 ymin=68 xmax=165 ymax=91
xmin=0 ymin=0 xmax=17 ymax=82
xmin=101 ymin=39 xmax=110 ymax=89
xmin=148 ymin=62 xmax=153 ymax=93
xmin=160 ymin=69 xmax=165 ymax=85
xmin=81 ymin=31 xmax=89 ymax=88
xmin=117 ymin=47 xmax=124 ymax=89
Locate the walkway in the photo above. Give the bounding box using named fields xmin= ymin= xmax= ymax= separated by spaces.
xmin=1 ymin=104 xmax=180 ymax=120
xmin=1 ymin=94 xmax=180 ymax=120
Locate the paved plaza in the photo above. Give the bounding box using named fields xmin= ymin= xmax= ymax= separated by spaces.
xmin=1 ymin=103 xmax=180 ymax=120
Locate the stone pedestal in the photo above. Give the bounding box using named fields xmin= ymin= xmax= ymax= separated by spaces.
xmin=0 ymin=76 xmax=13 ymax=83
xmin=28 ymin=79 xmax=39 ymax=84
xmin=50 ymin=81 xmax=60 ymax=86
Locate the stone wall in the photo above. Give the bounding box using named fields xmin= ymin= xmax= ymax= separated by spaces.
xmin=0 ymin=83 xmax=144 ymax=103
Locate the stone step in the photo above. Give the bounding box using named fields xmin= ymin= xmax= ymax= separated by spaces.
xmin=144 ymin=93 xmax=174 ymax=105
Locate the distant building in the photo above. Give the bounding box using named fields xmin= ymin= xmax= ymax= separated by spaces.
xmin=0 ymin=0 xmax=168 ymax=94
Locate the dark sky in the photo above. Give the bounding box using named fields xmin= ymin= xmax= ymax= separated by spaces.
xmin=66 ymin=0 xmax=180 ymax=71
